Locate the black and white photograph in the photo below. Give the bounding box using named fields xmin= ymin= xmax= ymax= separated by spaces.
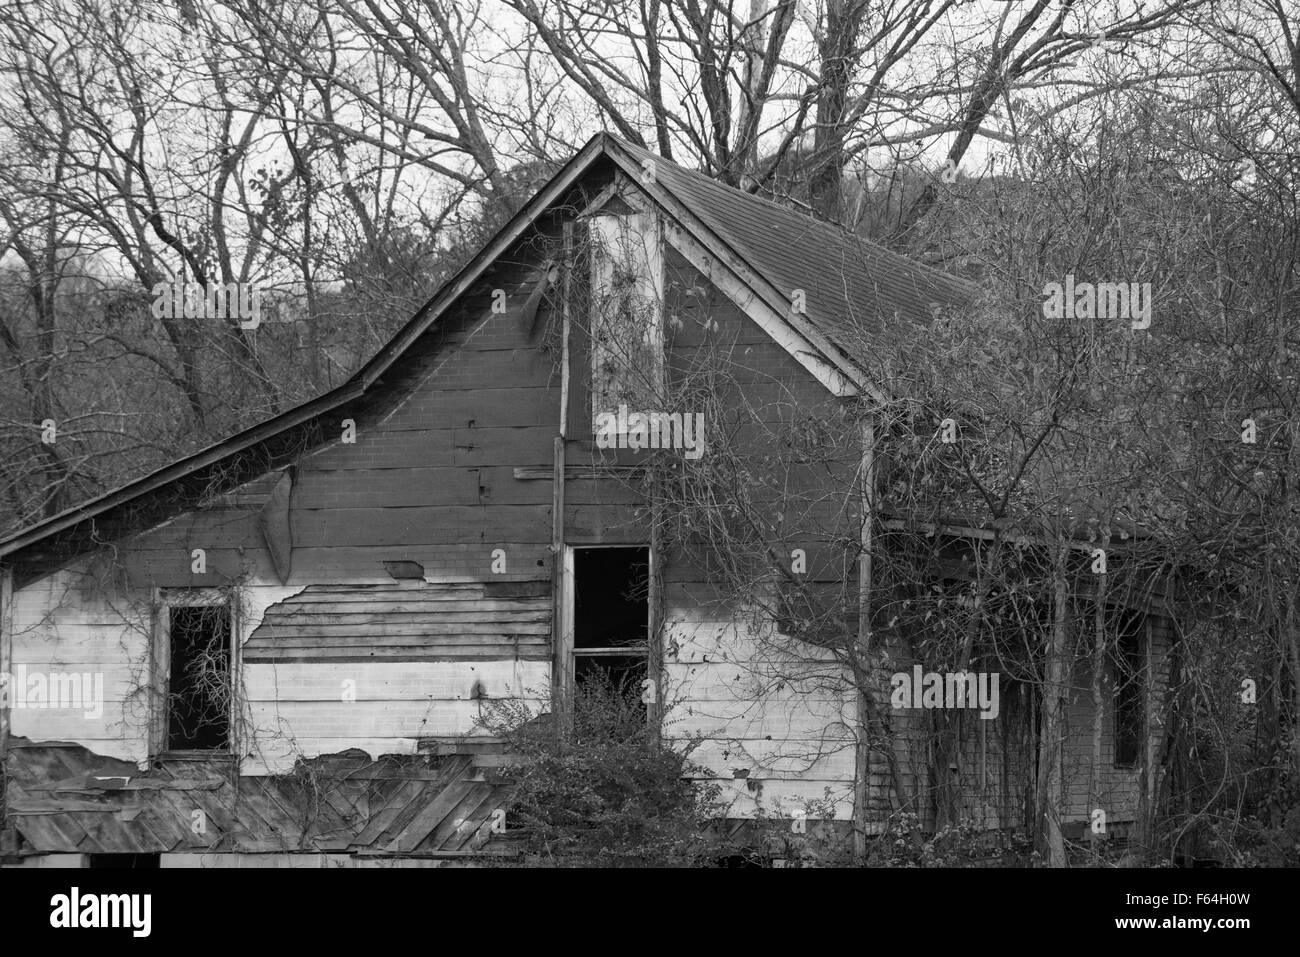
xmin=0 ymin=0 xmax=1290 ymax=927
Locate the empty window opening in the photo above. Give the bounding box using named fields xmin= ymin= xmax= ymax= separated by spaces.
xmin=573 ymin=546 xmax=649 ymax=695
xmin=1113 ymin=611 xmax=1145 ymax=769
xmin=588 ymin=211 xmax=664 ymax=433
xmin=167 ymin=604 xmax=231 ymax=751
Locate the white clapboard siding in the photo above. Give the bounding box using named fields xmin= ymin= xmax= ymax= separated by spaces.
xmin=701 ymin=778 xmax=856 ymax=820
xmin=244 ymin=697 xmax=542 ymax=743
xmin=663 ymin=601 xmax=860 ymax=814
xmin=666 ymin=660 xmax=850 ymax=702
xmin=241 ymin=660 xmax=548 ymax=702
xmin=665 ymin=617 xmax=840 ymax=663
xmin=675 ymin=738 xmax=857 ymax=780
xmin=10 ymin=568 xmax=154 ymax=761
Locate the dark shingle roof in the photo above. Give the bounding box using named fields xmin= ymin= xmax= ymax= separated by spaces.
xmin=612 ymin=137 xmax=979 ymax=362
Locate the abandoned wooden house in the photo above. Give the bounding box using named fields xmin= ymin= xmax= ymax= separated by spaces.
xmin=0 ymin=133 xmax=1182 ymax=866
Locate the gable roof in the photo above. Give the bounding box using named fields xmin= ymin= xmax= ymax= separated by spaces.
xmin=0 ymin=133 xmax=975 ymax=566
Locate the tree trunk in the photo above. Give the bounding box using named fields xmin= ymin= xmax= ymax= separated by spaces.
xmin=808 ymin=0 xmax=858 ymax=221
xmin=1089 ymin=571 xmax=1107 ymax=860
xmin=1035 ymin=545 xmax=1069 ymax=866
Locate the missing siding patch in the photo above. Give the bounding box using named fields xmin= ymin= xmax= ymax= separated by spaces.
xmin=383 ymin=560 xmax=426 ymax=580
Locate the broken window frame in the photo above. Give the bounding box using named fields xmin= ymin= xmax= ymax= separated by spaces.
xmin=586 ymin=207 xmax=666 ymax=436
xmin=150 ymin=587 xmax=237 ymax=758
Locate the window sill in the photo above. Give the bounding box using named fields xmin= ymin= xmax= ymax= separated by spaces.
xmin=156 ymin=749 xmax=232 ymax=761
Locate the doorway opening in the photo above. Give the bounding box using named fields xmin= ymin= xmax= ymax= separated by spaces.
xmin=572 ymin=546 xmax=649 ymax=696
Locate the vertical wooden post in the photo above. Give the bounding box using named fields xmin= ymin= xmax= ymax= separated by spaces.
xmin=0 ymin=566 xmax=11 ymax=856
xmin=149 ymin=588 xmax=169 ymax=758
xmin=229 ymin=588 xmax=242 ymax=767
xmin=0 ymin=566 xmax=13 ymax=758
xmin=647 ymin=489 xmax=664 ymax=735
xmin=852 ymin=413 xmax=875 ymax=861
xmin=1137 ymin=615 xmax=1160 ymax=850
xmin=552 ymin=221 xmax=574 ymax=734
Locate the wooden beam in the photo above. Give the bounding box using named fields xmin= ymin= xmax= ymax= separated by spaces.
xmin=513 ymin=465 xmax=646 ymax=481
xmin=552 ymin=221 xmax=574 ymax=730
xmin=852 ymin=414 xmax=874 ymax=859
xmin=0 ymin=566 xmax=12 ymax=763
xmin=148 ymin=588 xmax=168 ymax=759
xmin=880 ymin=518 xmax=1129 ymax=551
xmin=648 ymin=495 xmax=664 ymax=734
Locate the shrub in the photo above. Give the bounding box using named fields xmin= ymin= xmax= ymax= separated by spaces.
xmin=481 ymin=671 xmax=726 ymax=866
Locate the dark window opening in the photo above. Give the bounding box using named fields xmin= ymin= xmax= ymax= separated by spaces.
xmin=1113 ymin=611 xmax=1145 ymax=768
xmin=167 ymin=604 xmax=231 ymax=751
xmin=88 ymin=853 xmax=160 ymax=868
xmin=574 ymin=546 xmax=649 ymax=696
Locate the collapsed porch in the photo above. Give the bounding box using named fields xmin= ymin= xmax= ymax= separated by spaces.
xmin=1 ymin=736 xmax=520 ymax=863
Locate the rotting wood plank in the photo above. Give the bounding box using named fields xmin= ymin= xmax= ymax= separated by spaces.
xmin=29 ymin=776 xmax=225 ymax=793
xmin=251 ymin=632 xmax=550 ymax=650
xmin=246 ymin=632 xmax=549 ymax=647
xmin=8 ymin=798 xmax=128 ymax=814
xmin=245 ymin=637 xmax=548 ymax=653
xmin=11 ymin=814 xmax=83 ymax=853
xmin=247 ymin=629 xmax=550 ymax=644
xmin=240 ymin=779 xmax=310 ymax=849
xmin=424 ymin=784 xmax=496 ymax=851
xmin=349 ymin=780 xmax=434 ymax=848
xmin=132 ymin=803 xmax=193 ymax=852
xmin=225 ymin=779 xmax=292 ymax=850
xmin=253 ymin=619 xmax=550 ymax=637
xmin=268 ymin=599 xmax=548 ymax=615
xmin=241 ymin=651 xmax=550 ymax=663
xmin=257 ymin=611 xmax=552 ymax=628
xmin=76 ymin=811 xmax=155 ymax=855
xmin=385 ymin=779 xmax=480 ymax=853
xmin=438 ymin=785 xmax=505 ymax=852
xmin=515 ymin=465 xmax=645 ymax=481
xmin=382 ymin=388 xmax=558 ymax=430
xmin=371 ymin=783 xmax=449 ymax=849
xmin=20 ymin=810 xmax=92 ymax=853
xmin=288 ymin=505 xmax=555 ymax=547
xmin=277 ymin=590 xmax=550 ymax=606
xmin=284 ymin=580 xmax=550 ymax=595
xmin=128 ymin=810 xmax=177 ymax=853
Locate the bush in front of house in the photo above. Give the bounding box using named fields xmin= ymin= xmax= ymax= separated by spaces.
xmin=484 ymin=672 xmax=727 ymax=866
